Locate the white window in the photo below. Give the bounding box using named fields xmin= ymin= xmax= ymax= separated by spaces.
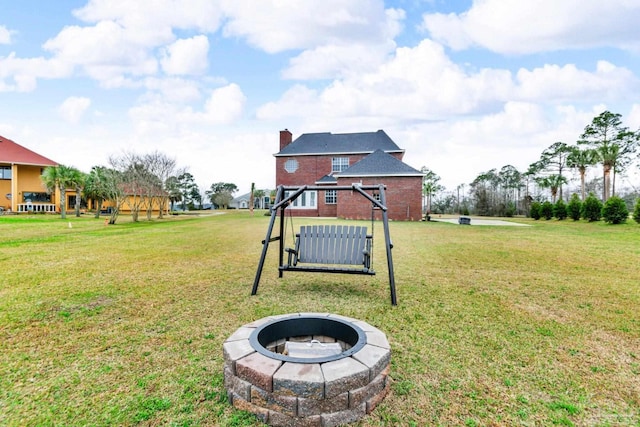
xmin=285 ymin=190 xmax=317 ymax=209
xmin=332 ymin=157 xmax=349 ymax=173
xmin=325 ymin=190 xmax=337 ymax=205
xmin=284 ymin=159 xmax=299 ymax=173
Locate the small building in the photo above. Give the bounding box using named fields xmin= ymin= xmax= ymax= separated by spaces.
xmin=0 ymin=135 xmax=60 ymax=213
xmin=275 ymin=129 xmax=423 ymax=221
xmin=230 ymin=191 xmax=272 ymax=210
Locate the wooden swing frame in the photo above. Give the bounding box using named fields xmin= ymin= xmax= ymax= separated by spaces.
xmin=251 ymin=184 xmax=397 ymax=305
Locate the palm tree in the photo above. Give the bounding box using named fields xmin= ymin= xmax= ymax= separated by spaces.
xmin=538 ymin=142 xmax=571 ymax=201
xmin=566 ymin=146 xmax=598 ymax=201
xmin=253 ymin=189 xmax=266 ymax=209
xmin=535 ymin=174 xmax=568 ymax=203
xmin=421 ymin=167 xmax=443 ymax=214
xmin=579 ymin=111 xmax=639 ymax=201
xmin=84 ymin=167 xmax=111 ymax=218
xmin=41 ymin=165 xmax=80 ymax=219
xmin=69 ymin=168 xmax=86 ymax=217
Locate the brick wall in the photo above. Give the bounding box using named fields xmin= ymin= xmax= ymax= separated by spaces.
xmin=275 ymin=150 xmax=417 ymax=220
xmin=336 ymin=176 xmax=423 ymax=221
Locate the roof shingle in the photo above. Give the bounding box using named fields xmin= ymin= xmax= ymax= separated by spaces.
xmin=275 ymin=130 xmax=403 ymax=156
xmin=337 ymin=149 xmax=423 ymax=177
xmin=0 ymin=135 xmax=58 ymax=166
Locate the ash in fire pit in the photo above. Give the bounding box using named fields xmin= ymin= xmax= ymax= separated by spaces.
xmin=223 ymin=313 xmax=391 ymax=427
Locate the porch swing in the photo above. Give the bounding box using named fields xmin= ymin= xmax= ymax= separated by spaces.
xmin=251 ymin=184 xmax=397 ymax=305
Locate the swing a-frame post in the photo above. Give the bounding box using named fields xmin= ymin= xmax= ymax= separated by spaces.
xmin=251 ymin=184 xmax=397 ymax=305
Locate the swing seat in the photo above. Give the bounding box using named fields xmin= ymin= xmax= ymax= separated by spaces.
xmin=281 ymin=225 xmax=375 ymax=275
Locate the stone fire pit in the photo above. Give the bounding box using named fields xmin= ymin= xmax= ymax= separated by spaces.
xmin=223 ymin=313 xmax=391 ymax=426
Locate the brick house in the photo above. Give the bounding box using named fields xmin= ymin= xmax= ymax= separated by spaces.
xmin=275 ymin=129 xmax=424 ymax=221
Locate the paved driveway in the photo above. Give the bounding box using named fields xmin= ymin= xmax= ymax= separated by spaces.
xmin=430 ymin=217 xmax=531 ymax=226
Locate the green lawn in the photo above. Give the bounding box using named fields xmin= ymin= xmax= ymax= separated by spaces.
xmin=1 ymin=212 xmax=638 ymax=426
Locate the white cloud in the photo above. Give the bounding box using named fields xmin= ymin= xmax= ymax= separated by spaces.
xmin=142 ymin=77 xmax=203 ymax=104
xmin=73 ymin=0 xmax=223 ymax=35
xmin=258 ymin=39 xmax=638 ymax=128
xmin=0 ymin=53 xmax=72 ymax=92
xmin=129 ymin=83 xmax=246 ymax=134
xmin=515 ymin=61 xmax=637 ymax=103
xmin=422 ymin=0 xmax=640 ymax=54
xmin=0 ymin=25 xmax=12 ymax=44
xmin=58 ymin=97 xmax=92 ymax=123
xmin=161 ymin=36 xmax=209 ymax=76
xmin=202 ymin=83 xmax=246 ymax=124
xmin=627 ymin=104 xmax=640 ymax=129
xmin=42 ymin=21 xmax=159 ymax=83
xmin=221 ymin=0 xmax=403 ymax=53
xmin=283 ymin=42 xmax=396 ymax=80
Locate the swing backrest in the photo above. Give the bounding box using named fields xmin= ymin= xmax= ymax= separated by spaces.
xmin=296 ymin=225 xmax=370 ymax=265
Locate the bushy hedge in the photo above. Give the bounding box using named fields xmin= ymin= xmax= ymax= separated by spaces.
xmin=634 ymin=199 xmax=640 ymax=224
xmin=530 ymin=201 xmax=541 ymax=220
xmin=541 ymin=201 xmax=554 ymax=220
xmin=567 ymin=194 xmax=582 ymax=221
xmin=554 ymin=199 xmax=567 ymax=220
xmin=582 ymin=193 xmax=602 ymax=222
xmin=602 ymin=196 xmax=628 ymax=224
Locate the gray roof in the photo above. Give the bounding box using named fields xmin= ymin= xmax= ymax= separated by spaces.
xmin=275 ymin=130 xmax=404 ymax=156
xmin=337 ymin=150 xmax=424 ymax=177
xmin=316 ymin=175 xmax=337 ymax=184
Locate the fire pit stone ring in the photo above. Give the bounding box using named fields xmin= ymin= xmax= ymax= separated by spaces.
xmin=223 ymin=313 xmax=391 ymax=426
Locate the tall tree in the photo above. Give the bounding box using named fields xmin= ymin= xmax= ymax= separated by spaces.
xmin=69 ymin=168 xmax=86 ymax=217
xmin=206 ymin=182 xmax=238 ymax=209
xmin=535 ymin=174 xmax=568 ymax=203
xmin=41 ymin=164 xmax=80 ymax=219
xmin=579 ymin=111 xmax=639 ymax=201
xmin=84 ymin=166 xmax=111 ymax=218
xmin=165 ymin=175 xmax=182 ymax=211
xmin=537 ymin=142 xmax=572 ymax=201
xmin=110 ymin=152 xmax=150 ymax=222
xmin=420 ymin=167 xmax=443 ymax=214
xmin=176 ymin=172 xmax=198 ymax=210
xmin=498 ymin=165 xmax=523 ymax=214
xmin=145 ymin=151 xmax=177 ymax=219
xmin=566 ymin=146 xmax=598 ymax=201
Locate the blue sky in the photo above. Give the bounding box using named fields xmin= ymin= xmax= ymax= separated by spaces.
xmin=1 ymin=0 xmax=639 ymax=195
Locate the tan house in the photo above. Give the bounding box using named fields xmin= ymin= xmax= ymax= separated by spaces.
xmin=0 ymin=135 xmax=61 ymax=213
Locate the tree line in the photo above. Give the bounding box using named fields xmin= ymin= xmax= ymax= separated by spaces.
xmin=422 ymin=110 xmax=640 ymax=219
xmin=41 ymin=151 xmax=239 ymax=224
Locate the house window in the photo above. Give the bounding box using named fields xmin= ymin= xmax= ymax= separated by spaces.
xmin=284 ymin=159 xmax=299 ymax=173
xmin=22 ymin=192 xmax=51 ymax=203
xmin=325 ymin=190 xmax=337 ymax=205
xmin=332 ymin=157 xmax=349 ymax=173
xmin=285 ymin=190 xmax=317 ymax=209
xmin=0 ymin=166 xmax=11 ymax=179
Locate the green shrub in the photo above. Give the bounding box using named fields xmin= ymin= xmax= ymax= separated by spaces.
xmin=553 ymin=199 xmax=567 ymax=220
xmin=504 ymin=202 xmax=516 ymax=217
xmin=582 ymin=193 xmax=602 ymax=222
xmin=541 ymin=201 xmax=554 ymax=220
xmin=567 ymin=194 xmax=582 ymax=221
xmin=602 ymin=196 xmax=629 ymax=224
xmin=634 ymin=199 xmax=640 ymax=224
xmin=530 ymin=201 xmax=541 ymax=220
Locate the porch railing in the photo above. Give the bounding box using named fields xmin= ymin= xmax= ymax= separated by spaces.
xmin=17 ymin=203 xmax=57 ymax=213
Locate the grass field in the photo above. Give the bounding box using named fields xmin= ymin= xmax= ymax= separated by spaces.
xmin=1 ymin=211 xmax=638 ymax=426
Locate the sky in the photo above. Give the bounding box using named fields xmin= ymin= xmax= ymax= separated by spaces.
xmin=2 ymin=0 xmax=640 ymax=196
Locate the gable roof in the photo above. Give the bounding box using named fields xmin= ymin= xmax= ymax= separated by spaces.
xmin=337 ymin=149 xmax=424 ymax=177
xmin=0 ymin=135 xmax=58 ymax=166
xmin=275 ymin=130 xmax=404 ymax=157
xmin=315 ymin=174 xmax=337 ymax=184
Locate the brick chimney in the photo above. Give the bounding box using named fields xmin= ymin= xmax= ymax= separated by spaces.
xmin=279 ymin=129 xmax=292 ymax=151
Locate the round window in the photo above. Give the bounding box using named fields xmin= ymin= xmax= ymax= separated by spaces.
xmin=284 ymin=159 xmax=299 ymax=173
